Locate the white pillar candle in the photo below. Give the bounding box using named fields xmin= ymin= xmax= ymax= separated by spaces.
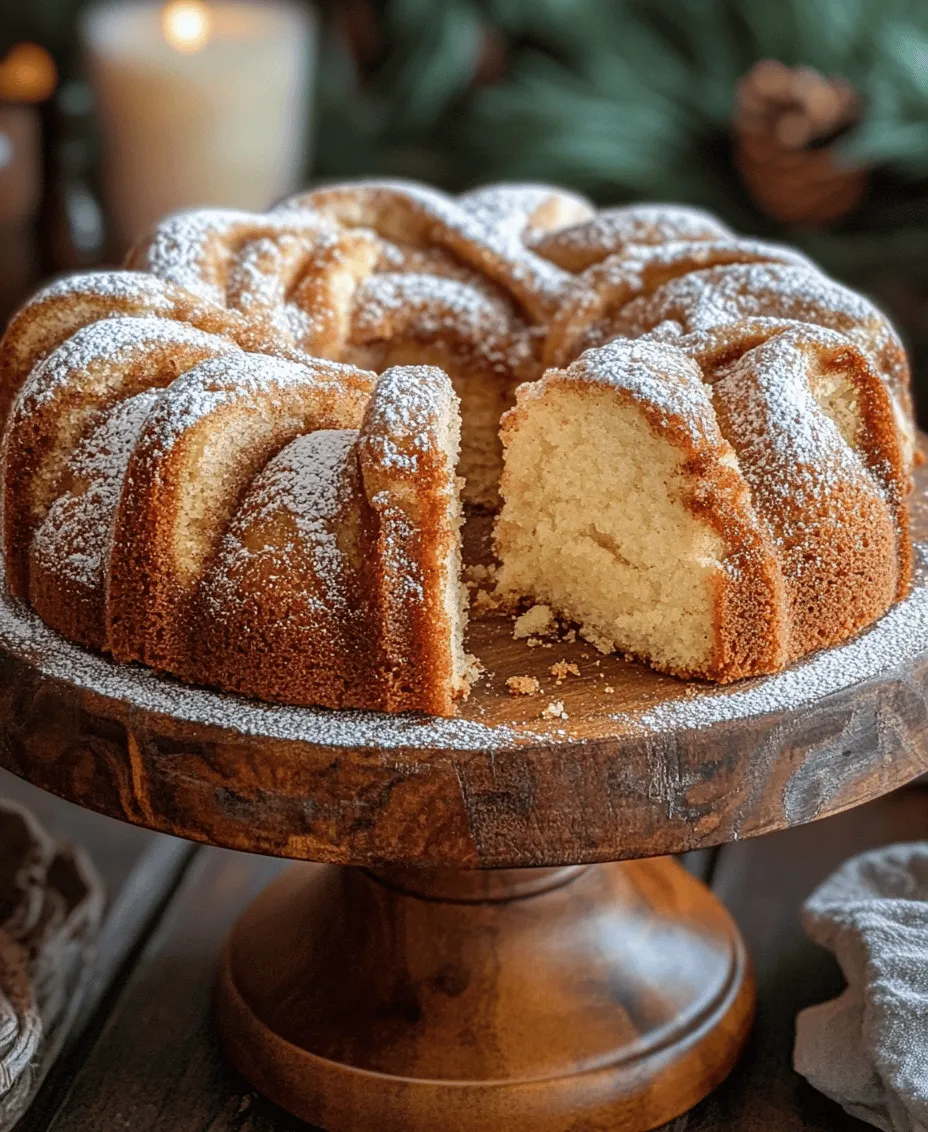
xmin=82 ymin=0 xmax=316 ymax=252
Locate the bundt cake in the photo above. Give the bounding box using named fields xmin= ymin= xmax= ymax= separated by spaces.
xmin=0 ymin=179 xmax=914 ymax=714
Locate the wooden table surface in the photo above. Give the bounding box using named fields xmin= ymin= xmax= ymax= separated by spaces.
xmin=1 ymin=766 xmax=923 ymax=1132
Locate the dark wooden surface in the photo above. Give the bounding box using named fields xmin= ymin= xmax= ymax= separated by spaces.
xmin=2 ymin=766 xmax=924 ymax=1131
xmin=217 ymin=858 xmax=753 ymax=1131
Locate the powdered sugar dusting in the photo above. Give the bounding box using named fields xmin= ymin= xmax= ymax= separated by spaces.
xmin=616 ymin=262 xmax=900 ymax=372
xmin=712 ymin=328 xmax=882 ymax=557
xmin=456 ymin=183 xmax=586 ymax=309
xmin=2 ymin=180 xmax=917 ymax=724
xmin=716 ymin=328 xmax=857 ymax=473
xmin=363 ymin=365 xmax=450 ymax=470
xmin=2 ymin=543 xmax=926 ymax=748
xmin=134 ymin=351 xmax=319 ymax=454
xmin=26 ymin=270 xmax=175 ymax=308
xmin=353 ymin=273 xmax=532 ymax=372
xmin=31 ymin=390 xmax=160 ymax=591
xmin=205 ymin=429 xmax=360 ymax=622
xmin=566 ymin=338 xmax=717 ymax=442
xmin=371 ymin=497 xmax=427 ymax=604
xmin=137 ymin=209 xmax=261 ymax=302
xmin=0 ymin=568 xmax=518 ymax=750
xmin=596 ymin=238 xmax=811 ymax=289
xmin=17 ymin=317 xmax=238 ymax=415
xmin=305 ymin=179 xmax=577 ymax=318
xmin=531 ymin=203 xmax=732 ymax=268
xmin=227 ymin=234 xmax=299 ymax=331
xmin=137 ymin=206 xmax=326 ymax=304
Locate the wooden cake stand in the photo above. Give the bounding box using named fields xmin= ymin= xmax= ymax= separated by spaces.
xmin=2 ymin=466 xmax=928 ymax=1131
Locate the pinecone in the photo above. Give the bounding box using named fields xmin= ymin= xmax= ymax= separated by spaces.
xmin=334 ymin=0 xmax=382 ymax=74
xmin=733 ymin=59 xmax=868 ymax=228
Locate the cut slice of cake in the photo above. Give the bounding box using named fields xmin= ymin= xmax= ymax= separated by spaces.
xmin=194 ymin=364 xmax=473 ymax=714
xmin=493 ymin=339 xmax=787 ymax=682
xmin=358 ymin=364 xmax=475 ymax=712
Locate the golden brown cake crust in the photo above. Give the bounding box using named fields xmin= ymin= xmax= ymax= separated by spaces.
xmin=190 ymin=366 xmax=466 ymax=714
xmin=105 ymin=353 xmax=376 ymax=675
xmin=0 ymin=180 xmax=916 ymax=710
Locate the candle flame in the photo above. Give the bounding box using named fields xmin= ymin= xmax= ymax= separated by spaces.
xmin=161 ymin=1 xmax=212 ymax=53
xmin=0 ymin=43 xmax=57 ymax=103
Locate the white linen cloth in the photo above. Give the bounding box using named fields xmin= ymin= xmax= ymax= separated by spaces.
xmin=794 ymin=842 xmax=928 ymax=1132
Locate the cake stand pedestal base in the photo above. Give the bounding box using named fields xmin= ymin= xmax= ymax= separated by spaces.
xmin=217 ymin=857 xmax=754 ymax=1132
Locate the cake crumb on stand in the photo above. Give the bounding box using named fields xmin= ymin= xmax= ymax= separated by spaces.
xmin=550 ymin=660 xmax=580 ymax=683
xmin=506 ymin=675 xmax=540 ymax=696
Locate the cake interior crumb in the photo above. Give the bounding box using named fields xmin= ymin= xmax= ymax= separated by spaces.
xmin=513 ymin=603 xmax=554 ymax=639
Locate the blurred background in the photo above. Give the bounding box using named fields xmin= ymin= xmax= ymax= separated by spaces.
xmin=4 ymin=0 xmax=928 ymax=417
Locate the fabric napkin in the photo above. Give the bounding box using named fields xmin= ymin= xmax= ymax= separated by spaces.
xmin=793 ymin=842 xmax=928 ymax=1132
xmin=0 ymin=801 xmax=104 ymax=1130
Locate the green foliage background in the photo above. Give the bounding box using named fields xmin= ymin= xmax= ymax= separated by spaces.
xmin=9 ymin=0 xmax=928 ymax=277
xmin=316 ymin=0 xmax=928 ymax=288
